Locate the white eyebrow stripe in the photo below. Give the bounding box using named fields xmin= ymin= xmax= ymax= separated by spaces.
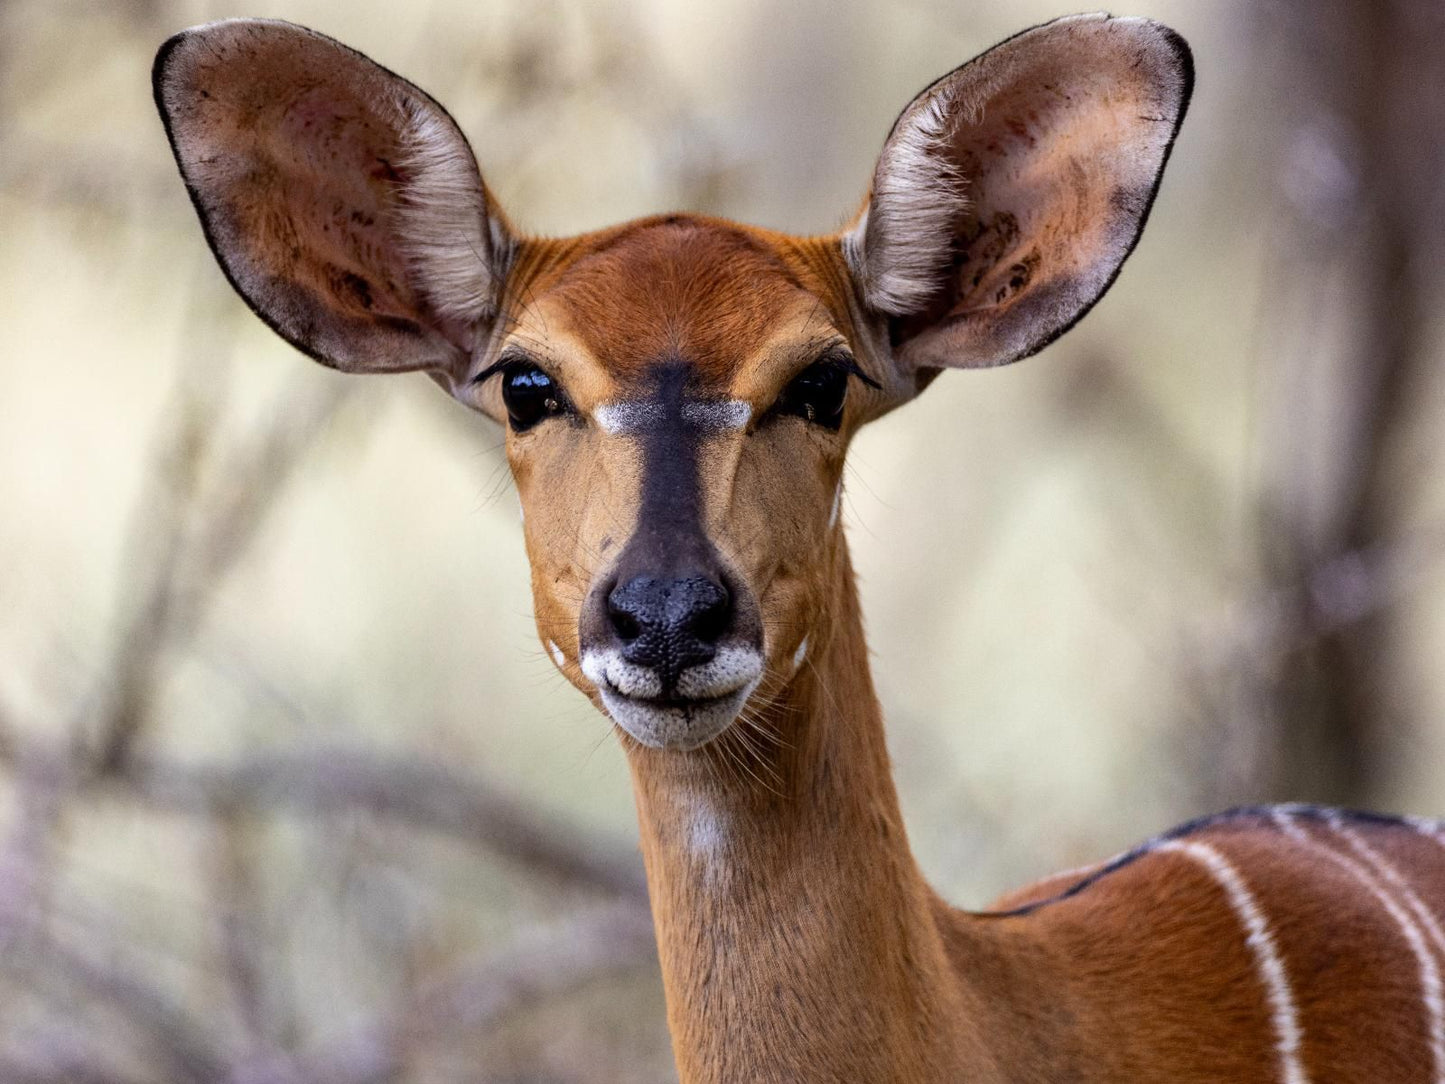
xmin=681 ymin=400 xmax=751 ymax=430
xmin=592 ymin=399 xmax=751 ymax=434
xmin=593 ymin=401 xmax=664 ymax=434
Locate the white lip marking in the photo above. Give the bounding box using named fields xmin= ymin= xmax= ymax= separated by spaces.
xmin=593 ymin=398 xmax=751 ymax=435
xmin=792 ymin=636 xmax=809 ymax=671
xmin=597 ymin=677 xmax=760 ymax=751
xmin=579 ymin=645 xmax=764 ymax=750
xmin=581 ymin=648 xmax=663 ymax=699
xmin=547 ymin=640 xmax=565 ymax=668
xmin=673 ymin=645 xmax=764 ymax=700
xmin=829 ymin=483 xmax=842 ymax=528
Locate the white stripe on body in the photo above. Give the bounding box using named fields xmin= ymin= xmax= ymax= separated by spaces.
xmin=1409 ymin=817 xmax=1445 ymax=852
xmin=1325 ymin=814 xmax=1445 ymax=1084
xmin=1156 ymin=838 xmax=1309 ymax=1084
xmin=1273 ymin=810 xmax=1445 ymax=1084
xmin=1326 ymin=814 xmax=1445 ymax=960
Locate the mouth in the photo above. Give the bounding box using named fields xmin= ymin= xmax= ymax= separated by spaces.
xmin=581 ymin=648 xmax=764 ymax=750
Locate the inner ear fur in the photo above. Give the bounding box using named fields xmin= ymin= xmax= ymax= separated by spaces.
xmin=153 ymin=19 xmax=514 ymax=377
xmin=844 ymin=14 xmax=1193 ymax=373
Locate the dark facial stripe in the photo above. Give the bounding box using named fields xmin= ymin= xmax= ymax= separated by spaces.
xmin=634 ymin=362 xmax=706 ymax=566
xmin=603 ymin=361 xmax=746 ymax=584
xmin=595 ymin=363 xmax=737 ymax=693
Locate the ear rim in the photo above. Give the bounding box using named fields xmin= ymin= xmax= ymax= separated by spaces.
xmin=152 ymin=18 xmax=511 ymax=378
xmin=843 ymin=13 xmax=1195 ymax=371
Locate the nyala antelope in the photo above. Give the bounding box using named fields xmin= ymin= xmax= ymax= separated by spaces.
xmin=155 ymin=13 xmax=1445 ymax=1082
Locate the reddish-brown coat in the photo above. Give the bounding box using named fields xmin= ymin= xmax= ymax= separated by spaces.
xmin=502 ymin=217 xmax=1445 ymax=1084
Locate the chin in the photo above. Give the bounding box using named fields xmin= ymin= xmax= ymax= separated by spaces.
xmin=597 ymin=681 xmax=759 ymax=751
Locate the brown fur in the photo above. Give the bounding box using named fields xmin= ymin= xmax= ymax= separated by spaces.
xmin=153 ymin=14 xmax=1445 ymax=1083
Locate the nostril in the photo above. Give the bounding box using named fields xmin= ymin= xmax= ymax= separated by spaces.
xmin=686 ymin=581 xmax=732 ymax=644
xmin=610 ymin=605 xmax=641 ymax=642
xmin=607 ymin=584 xmax=645 ymax=643
xmin=606 ymin=574 xmax=735 ymax=678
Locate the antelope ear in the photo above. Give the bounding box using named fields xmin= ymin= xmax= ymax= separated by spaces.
xmin=153 ymin=19 xmax=514 ymax=378
xmin=844 ymin=14 xmax=1192 ymax=373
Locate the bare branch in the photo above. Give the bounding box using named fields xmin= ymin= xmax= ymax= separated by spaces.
xmin=10 ymin=928 xmax=231 ymax=1084
xmin=278 ymin=902 xmax=658 ymax=1084
xmin=122 ymin=746 xmax=649 ymax=902
xmin=94 ymin=367 xmax=353 ymax=772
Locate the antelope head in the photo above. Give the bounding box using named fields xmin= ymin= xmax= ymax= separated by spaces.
xmin=154 ymin=14 xmax=1191 ymax=753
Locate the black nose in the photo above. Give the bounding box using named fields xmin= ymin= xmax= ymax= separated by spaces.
xmin=607 ymin=574 xmax=733 ymax=691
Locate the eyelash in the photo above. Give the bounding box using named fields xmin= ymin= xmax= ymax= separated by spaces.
xmin=770 ymin=349 xmax=879 ymax=431
xmin=475 ymin=353 xmax=573 ymax=432
xmin=471 ymin=349 xmax=540 ymax=389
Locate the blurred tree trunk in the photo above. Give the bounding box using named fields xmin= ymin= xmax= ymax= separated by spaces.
xmin=1261 ymin=0 xmax=1445 ymax=806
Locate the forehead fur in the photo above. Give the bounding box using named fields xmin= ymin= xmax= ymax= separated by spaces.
xmin=512 ymin=216 xmax=845 ymax=391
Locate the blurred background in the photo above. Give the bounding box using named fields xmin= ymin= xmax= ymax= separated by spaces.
xmin=2 ymin=0 xmax=1444 ymax=1079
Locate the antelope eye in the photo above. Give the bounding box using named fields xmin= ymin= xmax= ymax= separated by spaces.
xmin=776 ymin=359 xmax=850 ymax=430
xmin=501 ymin=363 xmax=566 ymax=432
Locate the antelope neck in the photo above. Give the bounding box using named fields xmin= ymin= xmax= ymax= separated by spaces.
xmin=623 ymin=547 xmax=986 ymax=1082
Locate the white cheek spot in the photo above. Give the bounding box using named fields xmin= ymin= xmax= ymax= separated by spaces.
xmin=791 ymin=636 xmax=809 ymax=672
xmin=518 ymin=503 xmax=525 ymax=526
xmin=547 ymin=640 xmax=565 ymax=668
xmin=829 ymin=482 xmax=842 ymax=529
